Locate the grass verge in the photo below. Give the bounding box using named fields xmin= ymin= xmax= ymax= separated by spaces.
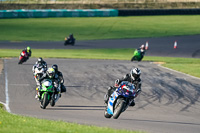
xmin=143 ymin=56 xmax=200 ymax=78
xmin=0 ymin=48 xmax=200 ymax=78
xmin=0 ymin=16 xmax=200 ymax=41
xmin=0 ymin=105 xmax=142 ymax=133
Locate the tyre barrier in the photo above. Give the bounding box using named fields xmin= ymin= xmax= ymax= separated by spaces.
xmin=118 ymin=9 xmax=200 ymax=16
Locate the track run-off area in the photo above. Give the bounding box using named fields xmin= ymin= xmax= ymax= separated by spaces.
xmin=0 ymin=35 xmax=200 ymax=133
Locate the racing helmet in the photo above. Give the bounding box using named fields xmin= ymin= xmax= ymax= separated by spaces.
xmin=130 ymin=68 xmax=141 ymax=81
xmin=26 ymin=46 xmax=31 ymax=52
xmin=47 ymin=68 xmax=55 ymax=78
xmin=140 ymin=44 xmax=145 ymax=50
xmin=52 ymin=64 xmax=58 ymax=73
xmin=37 ymin=57 xmax=43 ymax=64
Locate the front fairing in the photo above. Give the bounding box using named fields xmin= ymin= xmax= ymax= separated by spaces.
xmin=34 ymin=67 xmax=45 ymax=76
xmin=40 ymin=79 xmax=54 ymax=93
xmin=134 ymin=50 xmax=142 ymax=59
xmin=21 ymin=51 xmax=28 ymax=57
xmin=107 ymin=91 xmax=119 ymax=115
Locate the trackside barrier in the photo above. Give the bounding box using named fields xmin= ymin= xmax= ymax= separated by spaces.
xmin=118 ymin=9 xmax=200 ymax=16
xmin=0 ymin=9 xmax=118 ymax=18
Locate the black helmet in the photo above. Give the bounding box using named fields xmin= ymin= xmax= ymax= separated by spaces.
xmin=69 ymin=33 xmax=73 ymax=37
xmin=130 ymin=68 xmax=141 ymax=80
xmin=37 ymin=57 xmax=43 ymax=64
xmin=52 ymin=64 xmax=58 ymax=73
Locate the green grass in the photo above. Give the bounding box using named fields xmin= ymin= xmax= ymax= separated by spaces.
xmin=0 ymin=16 xmax=200 ymax=41
xmin=0 ymin=106 xmax=141 ymax=133
xmin=0 ymin=48 xmax=134 ymax=60
xmin=1 ymin=49 xmax=200 ymax=78
xmin=143 ymin=56 xmax=200 ymax=78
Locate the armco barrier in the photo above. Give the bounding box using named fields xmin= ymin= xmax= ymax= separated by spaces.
xmin=0 ymin=9 xmax=118 ymax=18
xmin=118 ymin=9 xmax=200 ymax=16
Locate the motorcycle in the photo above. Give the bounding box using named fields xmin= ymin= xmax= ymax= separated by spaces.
xmin=38 ymin=79 xmax=60 ymax=109
xmin=33 ymin=64 xmax=46 ymax=86
xmin=18 ymin=50 xmax=29 ymax=64
xmin=64 ymin=37 xmax=75 ymax=46
xmin=104 ymin=81 xmax=136 ymax=119
xmin=131 ymin=49 xmax=144 ymax=62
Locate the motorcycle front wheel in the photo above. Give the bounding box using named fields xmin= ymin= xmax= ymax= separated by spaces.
xmin=40 ymin=93 xmax=49 ymax=109
xmin=113 ymin=98 xmax=125 ymax=119
xmin=131 ymin=56 xmax=137 ymax=61
xmin=50 ymin=94 xmax=55 ymax=107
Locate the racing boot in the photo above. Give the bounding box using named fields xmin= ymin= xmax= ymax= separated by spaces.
xmin=104 ymin=86 xmax=114 ymax=104
xmin=104 ymin=93 xmax=109 ymax=104
xmin=56 ymin=87 xmax=61 ymax=98
xmin=35 ymin=86 xmax=41 ymax=100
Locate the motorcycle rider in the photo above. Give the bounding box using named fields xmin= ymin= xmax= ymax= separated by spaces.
xmin=32 ymin=57 xmax=47 ymax=73
xmin=104 ymin=68 xmax=142 ymax=106
xmin=65 ymin=33 xmax=75 ymax=43
xmin=21 ymin=46 xmax=32 ymax=61
xmin=35 ymin=67 xmax=60 ymax=99
xmin=52 ymin=64 xmax=66 ymax=93
xmin=137 ymin=44 xmax=146 ymax=61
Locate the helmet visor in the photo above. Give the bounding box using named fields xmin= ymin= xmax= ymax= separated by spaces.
xmin=48 ymin=73 xmax=54 ymax=78
xmin=132 ymin=73 xmax=140 ymax=79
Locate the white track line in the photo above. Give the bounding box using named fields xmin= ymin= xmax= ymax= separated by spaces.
xmin=9 ymin=84 xmax=30 ymax=86
xmin=4 ymin=59 xmax=11 ymax=113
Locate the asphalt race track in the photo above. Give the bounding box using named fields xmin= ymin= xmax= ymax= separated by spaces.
xmin=0 ymin=35 xmax=200 ymax=58
xmin=0 ymin=36 xmax=200 ymax=133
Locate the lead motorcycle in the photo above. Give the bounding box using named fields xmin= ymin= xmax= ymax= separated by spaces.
xmin=104 ymin=81 xmax=136 ymax=119
xmin=18 ymin=50 xmax=29 ymax=64
xmin=38 ymin=79 xmax=60 ymax=109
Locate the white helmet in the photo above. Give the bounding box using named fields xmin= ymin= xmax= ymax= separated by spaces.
xmin=130 ymin=68 xmax=141 ymax=80
xmin=140 ymin=44 xmax=145 ymax=50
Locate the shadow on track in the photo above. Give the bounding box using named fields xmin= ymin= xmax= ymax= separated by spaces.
xmin=140 ymin=67 xmax=200 ymax=112
xmin=121 ymin=118 xmax=200 ymax=126
xmin=46 ymin=105 xmax=105 ymax=111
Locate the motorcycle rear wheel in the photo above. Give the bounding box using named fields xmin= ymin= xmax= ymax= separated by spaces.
xmin=50 ymin=98 xmax=55 ymax=107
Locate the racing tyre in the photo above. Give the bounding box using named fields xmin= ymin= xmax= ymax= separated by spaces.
xmin=131 ymin=56 xmax=136 ymax=61
xmin=50 ymin=99 xmax=55 ymax=107
xmin=113 ymin=98 xmax=125 ymax=119
xmin=18 ymin=60 xmax=22 ymax=64
xmin=40 ymin=93 xmax=49 ymax=109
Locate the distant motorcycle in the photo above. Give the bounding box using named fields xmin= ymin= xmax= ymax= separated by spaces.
xmin=18 ymin=50 xmax=29 ymax=64
xmin=104 ymin=81 xmax=136 ymax=119
xmin=64 ymin=37 xmax=75 ymax=46
xmin=39 ymin=79 xmax=60 ymax=109
xmin=131 ymin=49 xmax=144 ymax=62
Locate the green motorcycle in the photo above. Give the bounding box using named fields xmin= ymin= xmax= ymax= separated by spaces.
xmin=131 ymin=49 xmax=143 ymax=61
xmin=39 ymin=79 xmax=60 ymax=109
